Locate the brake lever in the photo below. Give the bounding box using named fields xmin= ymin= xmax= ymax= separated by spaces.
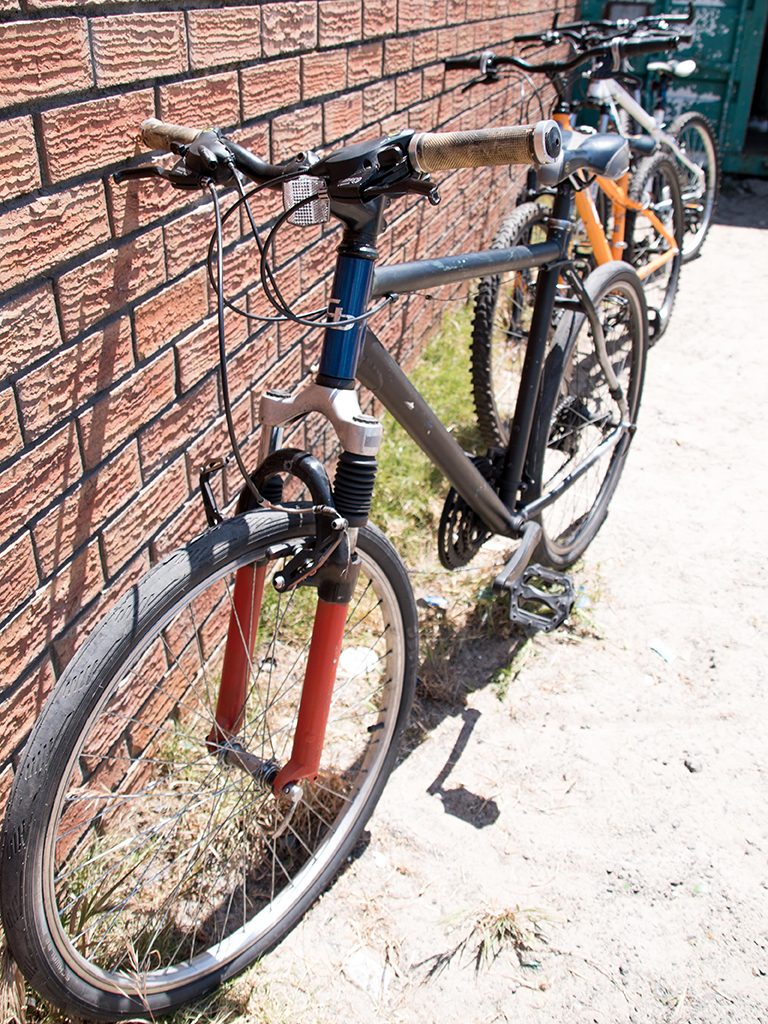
xmin=460 ymin=72 xmax=495 ymax=93
xmin=113 ymin=163 xmax=203 ymax=189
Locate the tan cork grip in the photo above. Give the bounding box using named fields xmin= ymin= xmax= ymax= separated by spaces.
xmin=409 ymin=121 xmax=560 ymax=173
xmin=141 ymin=118 xmax=203 ymax=151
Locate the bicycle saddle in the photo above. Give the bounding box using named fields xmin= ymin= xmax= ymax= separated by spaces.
xmin=647 ymin=58 xmax=696 ymax=78
xmin=538 ymin=130 xmax=629 ymax=186
xmin=627 ymin=135 xmax=657 ymax=156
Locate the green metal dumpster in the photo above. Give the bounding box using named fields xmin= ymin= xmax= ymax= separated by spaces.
xmin=579 ymin=0 xmax=768 ymax=176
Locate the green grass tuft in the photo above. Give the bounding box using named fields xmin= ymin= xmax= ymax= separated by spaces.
xmin=372 ymin=303 xmax=482 ymax=559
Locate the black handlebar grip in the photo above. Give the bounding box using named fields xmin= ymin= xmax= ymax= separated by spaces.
xmin=621 ymin=34 xmax=683 ymax=57
xmin=444 ymin=54 xmax=483 ymax=70
xmin=408 ymin=121 xmax=561 ymax=173
xmin=141 ymin=118 xmax=204 ymax=151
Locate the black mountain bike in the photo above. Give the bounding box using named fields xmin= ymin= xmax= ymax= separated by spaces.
xmin=1 ymin=115 xmax=647 ymax=1021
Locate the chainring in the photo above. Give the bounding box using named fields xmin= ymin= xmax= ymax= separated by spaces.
xmin=437 ymin=455 xmax=496 ymax=569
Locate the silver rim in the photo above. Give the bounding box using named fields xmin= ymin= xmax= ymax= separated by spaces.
xmin=541 ymin=281 xmax=642 ymax=556
xmin=42 ymin=534 xmax=406 ymax=997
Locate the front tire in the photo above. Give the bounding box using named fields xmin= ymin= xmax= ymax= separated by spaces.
xmin=626 ymin=151 xmax=684 ymax=342
xmin=0 ymin=511 xmax=417 ymax=1021
xmin=668 ymin=111 xmax=720 ymax=263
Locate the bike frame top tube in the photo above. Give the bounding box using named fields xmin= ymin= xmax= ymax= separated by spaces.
xmin=586 ymin=76 xmax=703 ymax=181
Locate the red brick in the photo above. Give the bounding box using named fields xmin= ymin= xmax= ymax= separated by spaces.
xmin=17 ymin=318 xmax=133 ymax=442
xmin=347 ymin=42 xmax=383 ymax=87
xmin=262 ymin=2 xmax=317 ymax=57
xmin=0 ymin=766 xmax=12 ymax=819
xmin=54 ymin=550 xmax=149 ymax=669
xmin=227 ymin=329 xmax=277 ymax=397
xmin=151 ymin=498 xmax=205 ymax=561
xmin=188 ymin=7 xmax=261 ymax=70
xmin=160 ymin=72 xmax=240 ymax=130
xmin=384 ymin=38 xmax=413 ymax=74
xmin=412 ymin=30 xmax=440 ymax=65
xmin=78 ymin=351 xmax=176 ymax=470
xmin=0 ymin=532 xmax=38 ymax=624
xmin=397 ymin=70 xmax=423 ymax=109
xmin=107 ymin=171 xmax=191 ymax=236
xmin=102 ymin=458 xmax=188 ymax=576
xmin=34 ymin=443 xmax=141 ymax=576
xmin=185 ymin=392 xmax=251 ymax=477
xmin=0 ymin=659 xmax=56 ymax=763
xmin=399 ymin=0 xmax=446 ymax=32
xmin=41 ymin=90 xmax=155 ymax=183
xmin=57 ymin=229 xmax=165 ymax=340
xmin=0 ymin=18 xmax=91 ymax=109
xmin=0 ymin=182 xmax=109 ymax=294
xmin=363 ymin=80 xmax=396 ymax=124
xmin=0 ymin=423 xmax=81 ymax=541
xmin=0 ymin=540 xmax=102 ymax=683
xmin=422 ymin=64 xmax=446 ymax=97
xmin=301 ymin=51 xmax=346 ymax=102
xmin=138 ymin=375 xmax=218 ymax=475
xmin=242 ymin=58 xmax=301 ymax=120
xmin=447 ymin=0 xmax=467 ymax=18
xmin=134 ymin=268 xmax=209 ymax=361
xmin=319 ymin=1 xmax=361 ymax=47
xmin=0 ymin=117 xmax=40 ymax=202
xmin=0 ymin=286 xmax=61 ymax=379
xmin=271 ymin=104 xmax=323 ymax=160
xmin=324 ymin=92 xmax=363 ymax=143
xmin=175 ymin=308 xmax=248 ymax=391
xmin=0 ymin=389 xmax=22 ymax=463
xmin=364 ymin=0 xmax=398 ymax=38
xmin=163 ymin=202 xmax=240 ymax=279
xmin=92 ymin=14 xmax=186 ymax=88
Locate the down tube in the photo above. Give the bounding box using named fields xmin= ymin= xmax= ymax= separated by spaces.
xmin=358 ymin=329 xmax=520 ymax=538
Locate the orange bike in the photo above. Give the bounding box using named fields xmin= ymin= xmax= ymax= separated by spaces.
xmin=446 ymin=26 xmax=685 ymax=447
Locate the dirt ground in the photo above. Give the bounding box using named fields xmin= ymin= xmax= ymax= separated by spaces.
xmin=226 ymin=186 xmax=768 ymax=1024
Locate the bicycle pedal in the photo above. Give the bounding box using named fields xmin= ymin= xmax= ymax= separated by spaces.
xmin=503 ymin=564 xmax=575 ymax=634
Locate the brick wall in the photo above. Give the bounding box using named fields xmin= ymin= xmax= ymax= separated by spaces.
xmin=0 ymin=0 xmax=574 ymax=808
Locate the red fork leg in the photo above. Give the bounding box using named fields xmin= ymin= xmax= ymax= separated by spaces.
xmin=273 ymin=598 xmax=349 ymax=794
xmin=207 ymin=563 xmax=267 ymax=748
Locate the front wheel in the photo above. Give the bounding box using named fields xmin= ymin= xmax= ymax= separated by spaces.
xmin=668 ymin=111 xmax=720 ymax=263
xmin=0 ymin=511 xmax=417 ymax=1021
xmin=527 ymin=262 xmax=647 ymax=570
xmin=626 ymin=151 xmax=684 ymax=342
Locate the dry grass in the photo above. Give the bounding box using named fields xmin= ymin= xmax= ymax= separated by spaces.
xmin=423 ymin=906 xmax=549 ymax=979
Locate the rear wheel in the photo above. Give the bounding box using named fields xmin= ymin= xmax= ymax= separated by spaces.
xmin=528 ymin=262 xmax=647 ymax=570
xmin=0 ymin=511 xmax=417 ymax=1021
xmin=626 ymin=151 xmax=684 ymax=342
xmin=471 ymin=202 xmax=550 ymax=448
xmin=669 ymin=111 xmax=719 ymax=262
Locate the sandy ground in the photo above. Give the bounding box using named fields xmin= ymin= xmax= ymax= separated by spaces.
xmin=230 ymin=187 xmax=768 ymax=1024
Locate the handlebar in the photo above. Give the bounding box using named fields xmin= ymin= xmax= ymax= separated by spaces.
xmin=138 ymin=116 xmax=562 ymax=200
xmin=444 ymin=31 xmax=685 ymax=82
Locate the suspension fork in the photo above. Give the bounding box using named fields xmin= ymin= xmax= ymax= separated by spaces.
xmin=211 ymin=381 xmax=381 ymax=794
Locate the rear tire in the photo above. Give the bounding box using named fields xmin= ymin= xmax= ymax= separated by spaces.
xmin=470 ymin=202 xmax=550 ymax=448
xmin=528 ymin=262 xmax=647 ymax=570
